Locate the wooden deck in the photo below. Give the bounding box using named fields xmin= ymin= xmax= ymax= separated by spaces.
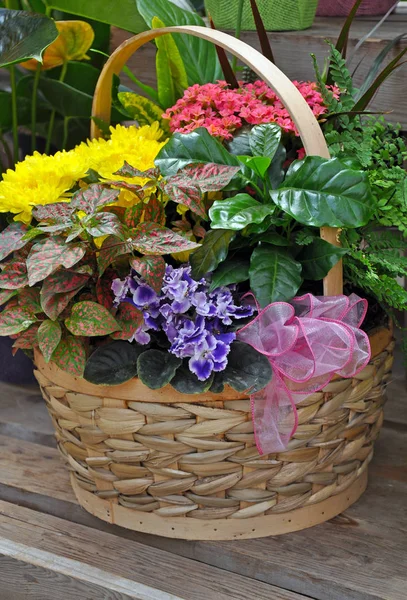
xmin=0 ymin=345 xmax=405 ymax=599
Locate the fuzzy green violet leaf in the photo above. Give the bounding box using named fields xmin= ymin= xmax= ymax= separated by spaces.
xmin=132 ymin=222 xmax=200 ymax=255
xmin=249 ymin=123 xmax=282 ymax=160
xmin=170 ymin=362 xmax=214 ymax=394
xmin=52 ymin=336 xmax=86 ymax=377
xmin=190 ymin=229 xmax=235 ymax=280
xmin=84 ymin=341 xmax=142 ymax=385
xmin=0 ymin=9 xmax=58 ymax=68
xmin=0 ymin=223 xmax=28 ymax=261
xmin=221 ymin=341 xmax=272 ymax=393
xmin=155 ymin=127 xmax=240 ymax=177
xmin=0 ymin=260 xmax=28 ymax=290
xmin=0 ymin=306 xmax=36 ymax=335
xmin=65 ymin=301 xmax=121 ymax=336
xmin=270 ymin=156 xmax=374 ymax=227
xmin=111 ymin=303 xmax=144 ymax=340
xmin=37 ymin=319 xmax=62 ymax=363
xmin=209 ymin=259 xmax=249 ymax=292
xmin=27 ymin=237 xmax=85 ymax=286
xmin=209 ymin=194 xmax=273 ymax=231
xmin=130 ymin=255 xmax=166 ymax=293
xmin=298 ymin=238 xmax=348 ymax=281
xmin=249 ymin=246 xmax=303 ymax=307
xmin=137 ymin=349 xmax=182 ymax=389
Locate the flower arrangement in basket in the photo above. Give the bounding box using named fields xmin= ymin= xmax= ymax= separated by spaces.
xmin=0 ymin=0 xmax=402 ymax=539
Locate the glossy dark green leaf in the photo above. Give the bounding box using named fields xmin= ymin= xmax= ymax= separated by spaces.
xmin=249 ymin=124 xmax=281 ymax=160
xmin=209 ymin=258 xmax=249 ymax=292
xmin=137 ymin=0 xmax=222 ymax=85
xmin=209 ymin=194 xmax=273 ymax=231
xmin=267 ymin=143 xmax=286 ymax=189
xmin=249 ymin=246 xmax=303 ymax=307
xmin=84 ymin=341 xmax=143 ymax=386
xmin=222 ymin=341 xmax=272 ymax=393
xmin=238 ymin=155 xmax=271 ymax=179
xmin=170 ymin=363 xmax=213 ymax=394
xmin=137 ymin=349 xmax=182 ymax=389
xmin=0 ymin=9 xmax=58 ymax=68
xmin=47 ymin=61 xmax=100 ymax=96
xmin=155 ymin=127 xmax=240 ymax=177
xmin=270 ymin=156 xmax=374 ymax=228
xmin=298 ymin=238 xmax=348 ymax=281
xmin=190 ymin=229 xmax=235 ymax=279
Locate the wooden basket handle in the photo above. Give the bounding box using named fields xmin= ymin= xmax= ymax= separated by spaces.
xmin=91 ymin=25 xmax=342 ymax=296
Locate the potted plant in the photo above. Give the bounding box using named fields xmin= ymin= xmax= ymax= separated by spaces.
xmin=0 ymin=16 xmax=400 ymax=540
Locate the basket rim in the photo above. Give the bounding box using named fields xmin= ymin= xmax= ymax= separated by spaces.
xmin=34 ymin=322 xmax=393 ymax=403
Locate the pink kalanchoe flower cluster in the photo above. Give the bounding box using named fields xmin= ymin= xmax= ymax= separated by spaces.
xmin=163 ymin=80 xmax=339 ymax=141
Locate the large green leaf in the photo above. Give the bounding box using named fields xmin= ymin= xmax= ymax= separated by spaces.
xmin=155 ymin=127 xmax=240 ymax=177
xmin=270 ymin=156 xmax=374 ymax=228
xmin=249 ymin=124 xmax=281 ymax=160
xmin=209 ymin=194 xmax=273 ymax=231
xmin=297 ymin=238 xmax=348 ymax=281
xmin=190 ymin=229 xmax=235 ymax=280
xmin=47 ymin=61 xmax=100 ymax=96
xmin=153 ymin=16 xmax=188 ymax=110
xmin=137 ymin=0 xmax=222 ymax=85
xmin=249 ymin=246 xmax=303 ymax=307
xmin=84 ymin=341 xmax=142 ymax=385
xmin=0 ymin=9 xmax=58 ymax=68
xmin=209 ymin=258 xmax=249 ymax=292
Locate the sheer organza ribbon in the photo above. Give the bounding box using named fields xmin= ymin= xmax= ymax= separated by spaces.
xmin=237 ymin=294 xmax=371 ymax=455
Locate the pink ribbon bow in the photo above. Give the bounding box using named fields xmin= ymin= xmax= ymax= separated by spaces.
xmin=237 ymin=293 xmax=371 ymax=455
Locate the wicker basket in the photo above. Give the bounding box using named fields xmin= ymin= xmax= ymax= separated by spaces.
xmin=34 ymin=26 xmax=394 ymax=540
xmin=317 ymin=0 xmax=396 ymax=17
xmin=205 ymin=0 xmax=318 ymax=31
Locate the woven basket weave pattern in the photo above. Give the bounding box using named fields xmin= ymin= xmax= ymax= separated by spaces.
xmin=205 ymin=0 xmax=318 ymax=31
xmin=317 ymin=0 xmax=396 ymax=16
xmin=35 ymin=338 xmax=393 ymax=522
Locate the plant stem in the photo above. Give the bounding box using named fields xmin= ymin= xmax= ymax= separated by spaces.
xmin=0 ymin=131 xmax=14 ymax=169
xmin=31 ymin=63 xmax=42 ymax=154
xmin=232 ymin=0 xmax=244 ymax=73
xmin=9 ymin=66 xmax=19 ymax=165
xmin=45 ymin=61 xmax=68 ymax=154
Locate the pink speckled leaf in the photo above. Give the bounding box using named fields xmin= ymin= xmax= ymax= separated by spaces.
xmin=51 ymin=335 xmax=86 ymax=376
xmin=0 ymin=289 xmax=17 ymax=306
xmin=65 ymin=301 xmax=121 ymax=336
xmin=114 ymin=161 xmax=159 ymax=180
xmin=143 ymin=196 xmax=165 ymax=225
xmin=111 ymin=303 xmax=144 ymax=340
xmin=32 ymin=202 xmax=74 ymax=222
xmin=163 ymin=180 xmax=206 ymax=219
xmin=0 ymin=260 xmax=28 ymax=289
xmin=0 ymin=223 xmax=28 ymax=261
xmin=18 ymin=287 xmax=42 ymax=314
xmin=177 ymin=163 xmax=240 ymax=192
xmin=130 ymin=255 xmax=165 ymax=293
xmin=37 ymin=319 xmax=62 ymax=363
xmin=12 ymin=323 xmax=40 ymax=354
xmin=27 ymin=237 xmax=85 ymax=285
xmin=40 ymin=270 xmax=90 ymax=320
xmin=95 ymin=269 xmax=117 ymax=310
xmin=132 ymin=223 xmax=200 ymax=256
xmin=71 ymin=184 xmax=120 ymax=214
xmin=0 ymin=306 xmax=37 ymax=335
xmin=97 ymin=235 xmax=133 ymax=276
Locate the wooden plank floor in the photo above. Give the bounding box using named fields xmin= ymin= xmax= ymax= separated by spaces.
xmin=0 ymin=345 xmax=405 ymax=599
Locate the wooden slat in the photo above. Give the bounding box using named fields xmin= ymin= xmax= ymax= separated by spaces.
xmin=0 ymin=428 xmax=405 ymax=600
xmin=111 ymin=15 xmax=407 ymax=128
xmin=0 ymin=500 xmax=305 ymax=600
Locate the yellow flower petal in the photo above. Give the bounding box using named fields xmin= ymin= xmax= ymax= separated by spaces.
xmin=20 ymin=20 xmax=95 ymax=71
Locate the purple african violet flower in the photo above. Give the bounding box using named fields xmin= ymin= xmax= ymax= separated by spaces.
xmin=111 ymin=263 xmax=255 ymax=380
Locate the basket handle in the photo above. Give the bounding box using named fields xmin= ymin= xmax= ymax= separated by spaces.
xmin=91 ymin=25 xmax=342 ymax=296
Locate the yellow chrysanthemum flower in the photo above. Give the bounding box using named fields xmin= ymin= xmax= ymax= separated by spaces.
xmin=0 ymin=150 xmax=88 ymax=223
xmin=0 ymin=123 xmax=167 ymax=223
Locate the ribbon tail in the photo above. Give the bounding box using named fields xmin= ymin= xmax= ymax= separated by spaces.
xmin=251 ymin=369 xmax=299 ymax=455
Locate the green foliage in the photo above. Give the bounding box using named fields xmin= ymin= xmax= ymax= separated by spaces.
xmin=297 ymin=238 xmax=348 ymax=281
xmin=209 ymin=258 xmax=249 ymax=292
xmin=209 ymin=194 xmax=273 ymax=231
xmin=84 ymin=341 xmax=142 ymax=385
xmin=249 ymin=124 xmax=281 ymax=161
xmin=190 ymin=229 xmax=235 ymax=279
xmin=137 ymin=349 xmax=182 ymax=389
xmin=216 ymin=341 xmax=273 ymax=394
xmin=249 ymin=246 xmax=303 ymax=307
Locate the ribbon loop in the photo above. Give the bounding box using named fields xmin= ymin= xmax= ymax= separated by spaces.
xmin=237 ymin=294 xmax=371 ymax=454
